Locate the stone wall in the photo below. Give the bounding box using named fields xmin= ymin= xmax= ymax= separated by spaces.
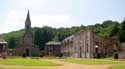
xmin=61 ymin=29 xmax=121 ymax=59
xmin=119 ymin=43 xmax=125 ymax=59
xmin=45 ymin=45 xmax=61 ymax=56
xmin=61 ymin=36 xmax=74 ymax=57
xmin=62 ymin=29 xmax=97 ymax=58
xmin=16 ymin=44 xmax=40 ymax=56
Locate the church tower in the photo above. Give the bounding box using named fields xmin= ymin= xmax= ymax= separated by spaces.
xmin=25 ymin=10 xmax=31 ymax=30
xmin=16 ymin=10 xmax=40 ymax=57
xmin=23 ymin=11 xmax=33 ymax=46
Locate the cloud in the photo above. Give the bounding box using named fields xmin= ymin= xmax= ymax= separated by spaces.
xmin=0 ymin=0 xmax=78 ymax=34
xmin=0 ymin=10 xmax=25 ymax=33
xmin=32 ymin=15 xmax=71 ymax=27
xmin=1 ymin=10 xmax=83 ymax=33
xmin=3 ymin=0 xmax=124 ymax=34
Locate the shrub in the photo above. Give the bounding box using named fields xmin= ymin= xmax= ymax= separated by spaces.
xmin=3 ymin=56 xmax=7 ymax=59
xmin=59 ymin=53 xmax=63 ymax=58
xmin=22 ymin=53 xmax=27 ymax=58
xmin=40 ymin=54 xmax=44 ymax=58
xmin=32 ymin=53 xmax=39 ymax=57
xmin=114 ymin=53 xmax=118 ymax=59
xmin=97 ymin=53 xmax=101 ymax=59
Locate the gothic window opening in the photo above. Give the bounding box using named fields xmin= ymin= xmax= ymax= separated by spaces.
xmin=86 ymin=43 xmax=89 ymax=53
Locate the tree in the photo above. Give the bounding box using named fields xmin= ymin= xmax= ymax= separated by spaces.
xmin=8 ymin=37 xmax=16 ymax=49
xmin=121 ymin=19 xmax=125 ymax=30
xmin=118 ymin=19 xmax=125 ymax=42
xmin=110 ymin=23 xmax=119 ymax=37
xmin=40 ymin=29 xmax=53 ymax=49
xmin=34 ymin=27 xmax=53 ymax=50
xmin=34 ymin=28 xmax=43 ymax=49
xmin=101 ymin=20 xmax=113 ymax=27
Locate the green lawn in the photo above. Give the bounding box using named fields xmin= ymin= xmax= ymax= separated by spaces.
xmin=108 ymin=66 xmax=125 ymax=69
xmin=0 ymin=58 xmax=59 ymax=66
xmin=63 ymin=58 xmax=125 ymax=65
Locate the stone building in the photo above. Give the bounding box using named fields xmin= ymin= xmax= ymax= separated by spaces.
xmin=0 ymin=38 xmax=7 ymax=57
xmin=99 ymin=37 xmax=121 ymax=58
xmin=45 ymin=41 xmax=61 ymax=56
xmin=62 ymin=29 xmax=99 ymax=58
xmin=16 ymin=11 xmax=39 ymax=56
xmin=61 ymin=35 xmax=74 ymax=57
xmin=61 ymin=29 xmax=121 ymax=58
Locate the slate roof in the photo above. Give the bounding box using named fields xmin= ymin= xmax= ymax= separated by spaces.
xmin=62 ymin=35 xmax=74 ymax=43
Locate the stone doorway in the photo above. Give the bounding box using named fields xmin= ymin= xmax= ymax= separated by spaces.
xmin=25 ymin=48 xmax=30 ymax=56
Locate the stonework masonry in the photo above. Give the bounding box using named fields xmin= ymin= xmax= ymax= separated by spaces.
xmin=61 ymin=29 xmax=121 ymax=58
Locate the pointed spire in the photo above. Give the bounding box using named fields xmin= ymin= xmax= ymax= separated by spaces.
xmin=26 ymin=10 xmax=30 ymax=21
xmin=25 ymin=10 xmax=31 ymax=30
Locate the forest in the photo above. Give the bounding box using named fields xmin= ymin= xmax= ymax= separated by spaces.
xmin=0 ymin=19 xmax=125 ymax=49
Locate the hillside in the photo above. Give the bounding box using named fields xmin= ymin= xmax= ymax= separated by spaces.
xmin=0 ymin=19 xmax=124 ymax=49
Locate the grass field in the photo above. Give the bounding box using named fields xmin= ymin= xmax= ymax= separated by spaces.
xmin=63 ymin=58 xmax=125 ymax=65
xmin=108 ymin=66 xmax=125 ymax=69
xmin=0 ymin=58 xmax=59 ymax=66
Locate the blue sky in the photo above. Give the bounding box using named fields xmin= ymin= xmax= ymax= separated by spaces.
xmin=0 ymin=0 xmax=125 ymax=34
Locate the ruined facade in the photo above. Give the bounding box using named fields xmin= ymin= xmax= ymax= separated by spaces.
xmin=99 ymin=37 xmax=121 ymax=57
xmin=61 ymin=29 xmax=98 ymax=58
xmin=61 ymin=35 xmax=74 ymax=57
xmin=61 ymin=29 xmax=121 ymax=58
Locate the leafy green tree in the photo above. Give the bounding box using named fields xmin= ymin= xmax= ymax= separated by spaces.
xmin=40 ymin=28 xmax=53 ymax=49
xmin=101 ymin=20 xmax=113 ymax=27
xmin=8 ymin=37 xmax=16 ymax=49
xmin=118 ymin=19 xmax=125 ymax=42
xmin=110 ymin=23 xmax=119 ymax=37
xmin=34 ymin=27 xmax=53 ymax=50
xmin=34 ymin=28 xmax=42 ymax=49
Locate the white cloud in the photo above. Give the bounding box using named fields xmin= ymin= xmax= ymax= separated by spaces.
xmin=0 ymin=0 xmax=88 ymax=34
xmin=0 ymin=0 xmax=81 ymax=34
xmin=2 ymin=10 xmax=26 ymax=33
xmin=1 ymin=10 xmax=82 ymax=33
xmin=32 ymin=15 xmax=71 ymax=27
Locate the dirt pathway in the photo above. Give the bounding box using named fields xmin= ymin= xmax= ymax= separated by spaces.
xmin=0 ymin=59 xmax=124 ymax=69
xmin=45 ymin=59 xmax=125 ymax=69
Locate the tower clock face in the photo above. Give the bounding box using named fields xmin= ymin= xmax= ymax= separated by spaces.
xmin=23 ymin=33 xmax=33 ymax=46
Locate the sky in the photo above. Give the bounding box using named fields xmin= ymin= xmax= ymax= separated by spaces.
xmin=0 ymin=0 xmax=125 ymax=34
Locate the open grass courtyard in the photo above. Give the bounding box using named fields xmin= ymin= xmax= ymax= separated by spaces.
xmin=62 ymin=58 xmax=125 ymax=65
xmin=0 ymin=57 xmax=124 ymax=69
xmin=0 ymin=58 xmax=59 ymax=66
